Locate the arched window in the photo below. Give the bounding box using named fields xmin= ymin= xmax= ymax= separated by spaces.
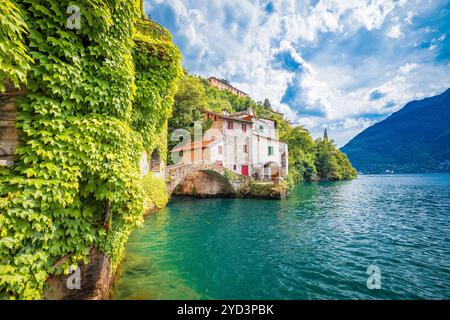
xmin=264 ymin=161 xmax=280 ymax=181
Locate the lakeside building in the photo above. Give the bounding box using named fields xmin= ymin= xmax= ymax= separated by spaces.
xmin=172 ymin=108 xmax=288 ymax=181
xmin=208 ymin=77 xmax=249 ymax=98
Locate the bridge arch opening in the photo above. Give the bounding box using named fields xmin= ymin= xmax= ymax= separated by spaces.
xmin=173 ymin=169 xmax=235 ymax=197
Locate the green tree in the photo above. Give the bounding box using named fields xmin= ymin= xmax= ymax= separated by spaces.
xmin=336 ymin=150 xmax=358 ymax=179
xmin=169 ymin=72 xmax=206 ymax=130
xmin=167 ymin=73 xmax=209 ymax=163
xmin=280 ymin=126 xmax=316 ymax=183
xmin=263 ymin=98 xmax=272 ymax=110
xmin=315 ymin=138 xmax=341 ymax=180
xmin=313 ymin=137 xmax=356 ymax=180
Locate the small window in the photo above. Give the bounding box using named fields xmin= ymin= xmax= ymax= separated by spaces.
xmin=242 ymin=124 xmax=247 ymax=132
xmin=244 ymin=145 xmax=248 ymax=153
xmin=218 ymin=146 xmax=223 ymax=155
xmin=233 ymin=164 xmax=237 ymax=170
xmin=228 ymin=121 xmax=234 ymax=130
xmin=214 ymin=115 xmax=218 ymax=121
xmin=259 ymin=125 xmax=264 ymax=133
xmin=268 ymin=146 xmax=274 ymax=156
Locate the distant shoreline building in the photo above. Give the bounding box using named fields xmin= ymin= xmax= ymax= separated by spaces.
xmin=208 ymin=77 xmax=249 ymax=98
xmin=172 ymin=108 xmax=288 ymax=181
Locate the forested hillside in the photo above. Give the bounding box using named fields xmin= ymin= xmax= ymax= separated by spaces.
xmin=342 ymin=89 xmax=450 ymax=173
xmin=169 ymin=72 xmax=357 ymax=184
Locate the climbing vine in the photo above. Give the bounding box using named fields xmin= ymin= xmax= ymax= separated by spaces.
xmin=142 ymin=172 xmax=170 ymax=212
xmin=0 ymin=0 xmax=32 ymax=91
xmin=0 ymin=0 xmax=181 ymax=299
xmin=132 ymin=31 xmax=182 ymax=153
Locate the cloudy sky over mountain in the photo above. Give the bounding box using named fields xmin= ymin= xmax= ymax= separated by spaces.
xmin=144 ymin=0 xmax=450 ymax=146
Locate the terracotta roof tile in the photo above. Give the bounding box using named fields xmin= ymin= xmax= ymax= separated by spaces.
xmin=171 ymin=139 xmax=217 ymax=152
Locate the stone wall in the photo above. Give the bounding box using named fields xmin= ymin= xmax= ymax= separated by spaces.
xmin=0 ymin=82 xmax=25 ymax=166
xmin=167 ymin=162 xmax=287 ymax=199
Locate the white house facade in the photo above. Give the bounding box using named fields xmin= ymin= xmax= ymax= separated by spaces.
xmin=172 ymin=108 xmax=288 ymax=180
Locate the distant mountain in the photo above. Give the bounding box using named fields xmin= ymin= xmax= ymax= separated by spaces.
xmin=341 ymin=89 xmax=450 ymax=174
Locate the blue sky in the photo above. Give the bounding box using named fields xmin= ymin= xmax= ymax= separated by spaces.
xmin=145 ymin=0 xmax=450 ymax=146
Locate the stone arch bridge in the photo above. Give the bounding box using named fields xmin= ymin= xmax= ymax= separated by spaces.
xmin=165 ymin=161 xmax=286 ymax=199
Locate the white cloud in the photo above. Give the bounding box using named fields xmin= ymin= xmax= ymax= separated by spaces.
xmin=405 ymin=10 xmax=416 ymax=24
xmin=278 ymin=0 xmax=401 ymax=43
xmin=276 ymin=103 xmax=299 ymax=122
xmin=285 ymin=58 xmax=450 ymax=146
xmin=145 ymin=0 xmax=450 ymax=146
xmin=428 ymin=33 xmax=447 ymax=50
xmin=387 ymin=24 xmax=404 ymax=39
xmin=399 ymin=63 xmax=419 ymax=74
xmin=148 ymin=0 xmax=409 ymax=106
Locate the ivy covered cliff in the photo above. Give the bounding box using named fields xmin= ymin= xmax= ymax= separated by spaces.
xmin=169 ymin=72 xmax=357 ymax=185
xmin=0 ymin=0 xmax=182 ymax=299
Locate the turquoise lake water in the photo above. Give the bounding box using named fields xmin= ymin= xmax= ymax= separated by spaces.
xmin=112 ymin=174 xmax=450 ymax=300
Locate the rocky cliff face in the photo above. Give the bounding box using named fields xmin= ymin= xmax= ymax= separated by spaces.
xmin=43 ymin=249 xmax=112 ymax=300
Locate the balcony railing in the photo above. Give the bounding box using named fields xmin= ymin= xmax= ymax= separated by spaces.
xmin=135 ymin=18 xmax=171 ymax=41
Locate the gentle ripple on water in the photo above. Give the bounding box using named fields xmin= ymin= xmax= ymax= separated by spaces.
xmin=112 ymin=174 xmax=450 ymax=300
